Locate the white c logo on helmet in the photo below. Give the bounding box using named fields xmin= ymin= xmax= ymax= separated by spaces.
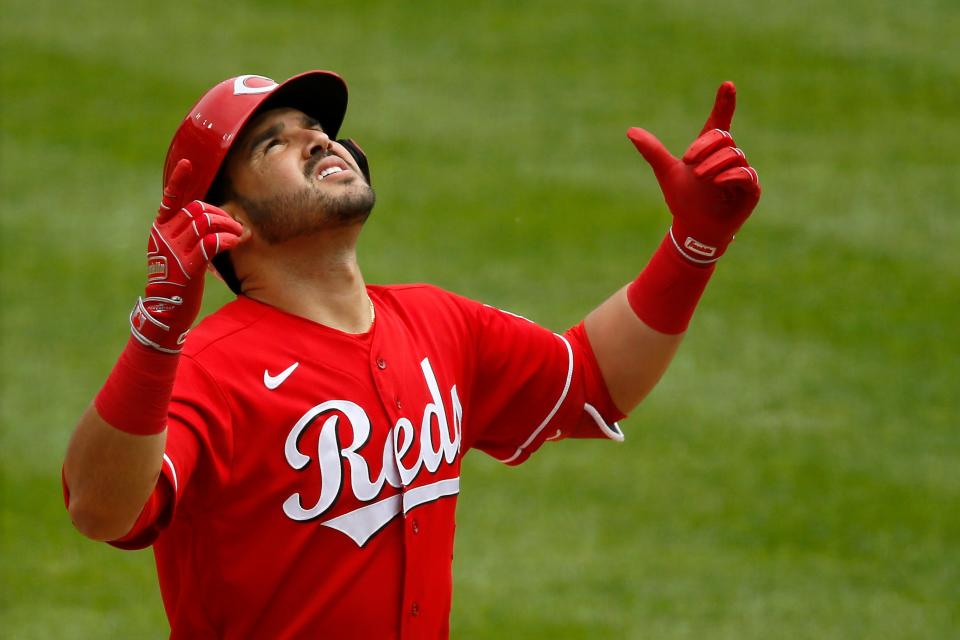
xmin=233 ymin=75 xmax=279 ymax=96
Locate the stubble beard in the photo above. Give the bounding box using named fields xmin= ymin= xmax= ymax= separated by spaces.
xmin=236 ymin=181 xmax=376 ymax=245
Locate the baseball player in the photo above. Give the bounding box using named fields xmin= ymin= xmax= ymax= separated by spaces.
xmin=63 ymin=71 xmax=760 ymax=638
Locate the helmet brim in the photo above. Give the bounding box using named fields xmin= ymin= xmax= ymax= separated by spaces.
xmin=253 ymin=70 xmax=348 ymax=142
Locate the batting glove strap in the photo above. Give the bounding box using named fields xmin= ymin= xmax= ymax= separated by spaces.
xmin=129 ymin=296 xmax=189 ymax=354
xmin=668 ymin=226 xmax=725 ymax=265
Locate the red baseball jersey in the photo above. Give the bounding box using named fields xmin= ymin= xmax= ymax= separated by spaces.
xmin=112 ymin=284 xmax=625 ymax=639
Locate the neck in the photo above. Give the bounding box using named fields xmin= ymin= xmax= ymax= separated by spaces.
xmin=232 ymin=225 xmax=374 ymax=333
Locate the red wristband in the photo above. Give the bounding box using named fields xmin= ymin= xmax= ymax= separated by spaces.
xmin=626 ymin=233 xmax=716 ymax=334
xmin=94 ymin=337 xmax=180 ymax=435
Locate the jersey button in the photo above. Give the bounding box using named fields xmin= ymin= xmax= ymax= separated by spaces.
xmin=411 ymin=518 xmax=419 ymax=534
xmin=395 ymin=397 xmax=402 ymax=409
xmin=376 ymin=357 xmax=387 ymax=370
xmin=410 ymin=602 xmax=419 ymax=617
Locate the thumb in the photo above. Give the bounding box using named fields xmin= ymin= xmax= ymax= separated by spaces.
xmin=699 ymin=81 xmax=736 ymax=135
xmin=626 ymin=128 xmax=676 ymax=177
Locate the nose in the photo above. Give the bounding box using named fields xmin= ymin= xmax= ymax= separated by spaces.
xmin=303 ymin=128 xmax=332 ymax=159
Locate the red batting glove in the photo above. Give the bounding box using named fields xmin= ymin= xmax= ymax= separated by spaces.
xmin=627 ymin=82 xmax=761 ymax=264
xmin=95 ymin=160 xmax=243 ymax=435
xmin=129 ymin=159 xmax=244 ymax=353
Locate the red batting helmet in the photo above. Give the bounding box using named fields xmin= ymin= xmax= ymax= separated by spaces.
xmin=162 ymin=70 xmax=349 ymax=206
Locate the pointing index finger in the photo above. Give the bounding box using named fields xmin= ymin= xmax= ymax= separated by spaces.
xmin=160 ymin=159 xmax=193 ymax=215
xmin=699 ymin=81 xmax=737 ymax=135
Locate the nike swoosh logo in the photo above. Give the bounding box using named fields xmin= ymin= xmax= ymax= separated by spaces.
xmin=264 ymin=362 xmax=300 ymax=390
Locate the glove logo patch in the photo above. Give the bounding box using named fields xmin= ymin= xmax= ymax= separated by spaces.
xmin=684 ymin=236 xmax=717 ymax=257
xmin=147 ymin=256 xmax=168 ymax=281
xmin=233 ymin=75 xmax=278 ymax=96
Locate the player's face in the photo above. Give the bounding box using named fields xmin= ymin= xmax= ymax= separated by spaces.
xmin=223 ymin=107 xmax=375 ymax=244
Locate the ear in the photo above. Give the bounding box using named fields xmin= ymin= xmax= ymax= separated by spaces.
xmin=219 ymin=199 xmax=238 ymax=218
xmin=219 ymin=201 xmax=253 ymax=241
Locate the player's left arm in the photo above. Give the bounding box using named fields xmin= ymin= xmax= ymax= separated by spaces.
xmin=584 ymin=82 xmax=761 ymax=413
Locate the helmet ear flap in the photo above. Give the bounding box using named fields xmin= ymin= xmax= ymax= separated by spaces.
xmin=337 ymin=139 xmax=371 ymax=185
xmin=212 ymin=251 xmax=243 ymax=295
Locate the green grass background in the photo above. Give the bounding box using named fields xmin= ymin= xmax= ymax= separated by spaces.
xmin=2 ymin=0 xmax=958 ymax=637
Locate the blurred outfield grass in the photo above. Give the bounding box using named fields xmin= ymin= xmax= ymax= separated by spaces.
xmin=1 ymin=0 xmax=958 ymax=638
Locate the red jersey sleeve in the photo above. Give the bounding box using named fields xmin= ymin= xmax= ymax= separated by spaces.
xmin=107 ymin=354 xmax=233 ymax=549
xmin=458 ymin=300 xmax=627 ymax=465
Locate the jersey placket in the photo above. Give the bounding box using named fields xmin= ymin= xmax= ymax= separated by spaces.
xmin=368 ymin=317 xmax=427 ymax=636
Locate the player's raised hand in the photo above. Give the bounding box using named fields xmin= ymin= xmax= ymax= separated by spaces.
xmin=626 ymin=82 xmax=761 ymax=264
xmin=130 ymin=159 xmax=244 ymax=353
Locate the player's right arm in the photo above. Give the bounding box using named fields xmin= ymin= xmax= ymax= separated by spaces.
xmin=63 ymin=160 xmax=243 ymax=541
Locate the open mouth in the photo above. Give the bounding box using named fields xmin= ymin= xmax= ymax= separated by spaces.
xmin=311 ymin=155 xmax=351 ymax=181
xmin=318 ymin=166 xmax=344 ymax=180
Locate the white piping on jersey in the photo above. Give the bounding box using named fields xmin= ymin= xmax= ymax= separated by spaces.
xmin=163 ymin=453 xmax=179 ymax=494
xmin=482 ymin=304 xmax=533 ymax=323
xmin=496 ymin=333 xmax=574 ymax=464
xmin=321 ymin=477 xmax=461 ymax=547
xmin=583 ymin=403 xmax=624 ymax=442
